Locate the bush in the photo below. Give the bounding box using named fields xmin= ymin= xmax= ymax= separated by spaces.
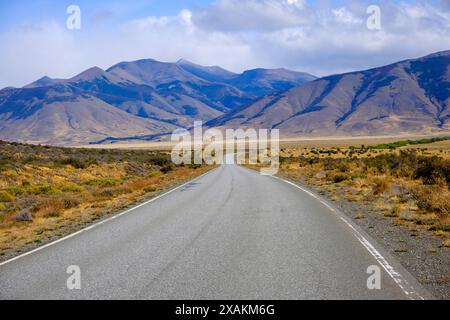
xmin=328 ymin=173 xmax=349 ymax=183
xmin=59 ymin=157 xmax=97 ymax=169
xmin=144 ymin=186 xmax=157 ymax=193
xmin=4 ymin=186 xmax=26 ymax=196
xmin=43 ymin=210 xmax=62 ymax=218
xmin=0 ymin=190 xmax=15 ymax=202
xmin=30 ymin=184 xmax=62 ymax=195
xmin=13 ymin=209 xmax=33 ymax=222
xmin=62 ymin=197 xmax=81 ymax=209
xmin=97 ymin=189 xmax=115 ymax=198
xmin=160 ymin=164 xmax=174 ymax=174
xmin=412 ymin=186 xmax=450 ymax=215
xmin=415 ymin=156 xmax=450 ymax=186
xmin=85 ymin=178 xmax=120 ymax=187
xmin=149 ymin=154 xmax=171 ymax=167
xmin=372 ymin=178 xmax=390 ymax=195
xmin=58 ymin=183 xmax=85 ymax=193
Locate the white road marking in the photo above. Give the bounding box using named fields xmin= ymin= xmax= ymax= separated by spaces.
xmin=0 ymin=169 xmax=216 ymax=267
xmin=270 ymin=175 xmax=425 ymax=300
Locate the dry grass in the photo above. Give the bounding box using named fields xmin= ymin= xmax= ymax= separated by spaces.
xmin=254 ymin=138 xmax=450 ymax=247
xmin=0 ymin=141 xmax=212 ymax=257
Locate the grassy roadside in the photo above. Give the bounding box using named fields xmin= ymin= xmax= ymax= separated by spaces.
xmin=251 ymin=140 xmax=450 ymax=247
xmin=0 ymin=141 xmax=213 ymax=260
xmin=247 ymin=139 xmax=450 ymax=299
xmin=279 ymin=153 xmax=449 ymax=246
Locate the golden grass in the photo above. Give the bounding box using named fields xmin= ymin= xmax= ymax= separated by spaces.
xmin=0 ymin=141 xmax=213 ymax=257
xmin=250 ymin=139 xmax=450 ymax=247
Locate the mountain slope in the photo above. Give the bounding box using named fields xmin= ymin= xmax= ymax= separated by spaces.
xmin=176 ymin=60 xmax=317 ymax=96
xmin=176 ymin=59 xmax=237 ymax=83
xmin=0 ymin=58 xmax=315 ymax=144
xmin=227 ymin=68 xmax=317 ymax=96
xmin=0 ymin=85 xmax=178 ymax=145
xmin=210 ymin=51 xmax=450 ymax=136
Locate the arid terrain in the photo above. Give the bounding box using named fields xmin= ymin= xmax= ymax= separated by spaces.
xmin=249 ymin=136 xmax=450 ymax=299
xmin=0 ymin=141 xmax=212 ymax=260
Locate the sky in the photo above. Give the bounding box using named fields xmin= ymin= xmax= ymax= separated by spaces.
xmin=1 ymin=0 xmax=450 ymax=88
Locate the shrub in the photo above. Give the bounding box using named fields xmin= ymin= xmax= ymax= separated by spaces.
xmin=0 ymin=190 xmax=15 ymax=202
xmin=96 ymin=189 xmax=115 ymax=198
xmin=85 ymin=178 xmax=120 ymax=187
xmin=30 ymin=184 xmax=62 ymax=195
xmin=412 ymin=186 xmax=450 ymax=215
xmin=372 ymin=178 xmax=390 ymax=195
xmin=13 ymin=209 xmax=33 ymax=222
xmin=4 ymin=186 xmax=27 ymax=196
xmin=149 ymin=154 xmax=171 ymax=167
xmin=329 ymin=173 xmax=349 ymax=183
xmin=59 ymin=157 xmax=97 ymax=169
xmin=62 ymin=197 xmax=81 ymax=209
xmin=160 ymin=164 xmax=174 ymax=174
xmin=58 ymin=183 xmax=85 ymax=193
xmin=43 ymin=210 xmax=62 ymax=218
xmin=415 ymin=156 xmax=450 ymax=186
xmin=144 ymin=186 xmax=157 ymax=193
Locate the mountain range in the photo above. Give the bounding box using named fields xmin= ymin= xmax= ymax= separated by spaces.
xmin=0 ymin=51 xmax=448 ymax=145
xmin=209 ymin=51 xmax=450 ymax=137
xmin=0 ymin=59 xmax=314 ymax=145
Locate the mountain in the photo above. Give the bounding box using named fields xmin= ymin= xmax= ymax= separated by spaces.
xmin=176 ymin=59 xmax=237 ymax=83
xmin=0 ymin=59 xmax=314 ymax=145
xmin=0 ymin=84 xmax=178 ymax=145
xmin=227 ymin=68 xmax=317 ymax=97
xmin=176 ymin=59 xmax=316 ymax=96
xmin=209 ymin=51 xmax=450 ymax=136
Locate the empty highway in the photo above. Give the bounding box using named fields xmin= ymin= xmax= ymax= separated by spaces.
xmin=0 ymin=161 xmax=431 ymax=300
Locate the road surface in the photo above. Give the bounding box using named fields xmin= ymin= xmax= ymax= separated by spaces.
xmin=0 ymin=161 xmax=430 ymax=300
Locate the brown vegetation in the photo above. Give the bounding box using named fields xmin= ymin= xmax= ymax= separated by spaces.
xmin=257 ymin=143 xmax=450 ymax=247
xmin=0 ymin=141 xmax=211 ymax=258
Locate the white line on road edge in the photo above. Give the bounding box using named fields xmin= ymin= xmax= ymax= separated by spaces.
xmin=0 ymin=168 xmax=217 ymax=267
xmin=270 ymin=175 xmax=425 ymax=300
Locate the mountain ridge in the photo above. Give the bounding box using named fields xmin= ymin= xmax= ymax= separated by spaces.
xmin=0 ymin=58 xmax=315 ymax=144
xmin=208 ymin=50 xmax=450 ymax=137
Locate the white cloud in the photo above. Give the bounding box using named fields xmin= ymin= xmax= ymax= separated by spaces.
xmin=1 ymin=0 xmax=450 ymax=88
xmin=332 ymin=7 xmax=363 ymax=25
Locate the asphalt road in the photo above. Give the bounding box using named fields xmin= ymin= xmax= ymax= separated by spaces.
xmin=0 ymin=161 xmax=431 ymax=300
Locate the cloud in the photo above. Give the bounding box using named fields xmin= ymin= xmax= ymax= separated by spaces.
xmin=1 ymin=0 xmax=450 ymax=88
xmin=193 ymin=0 xmax=310 ymax=32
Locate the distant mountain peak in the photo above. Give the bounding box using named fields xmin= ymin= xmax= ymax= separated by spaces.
xmin=24 ymin=75 xmax=58 ymax=88
xmin=69 ymin=66 xmax=106 ymax=82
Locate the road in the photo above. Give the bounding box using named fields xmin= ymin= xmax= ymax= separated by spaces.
xmin=0 ymin=161 xmax=430 ymax=300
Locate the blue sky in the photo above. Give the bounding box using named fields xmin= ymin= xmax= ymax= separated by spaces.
xmin=0 ymin=0 xmax=212 ymax=28
xmin=1 ymin=0 xmax=449 ymax=88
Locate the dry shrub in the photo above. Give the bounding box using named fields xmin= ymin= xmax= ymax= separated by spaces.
xmin=42 ymin=210 xmax=62 ymax=218
xmin=95 ymin=189 xmax=115 ymax=199
xmin=0 ymin=190 xmax=15 ymax=202
xmin=144 ymin=186 xmax=157 ymax=193
xmin=412 ymin=185 xmax=450 ymax=215
xmin=13 ymin=209 xmax=33 ymax=222
xmin=372 ymin=177 xmax=391 ymax=195
xmin=327 ymin=172 xmax=349 ymax=183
